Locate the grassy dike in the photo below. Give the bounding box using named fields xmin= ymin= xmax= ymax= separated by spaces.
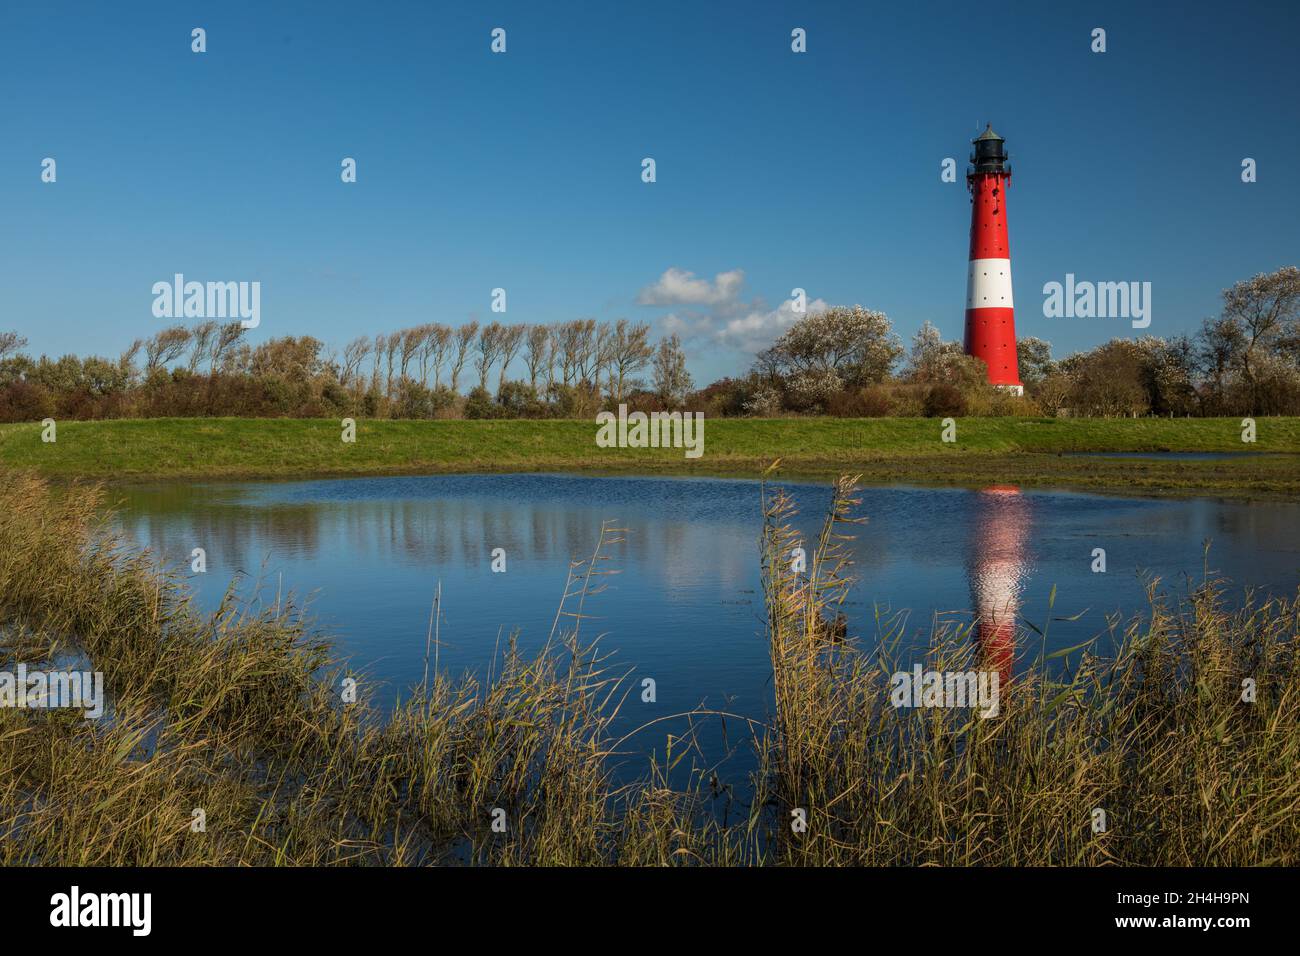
xmin=2 ymin=416 xmax=1300 ymax=495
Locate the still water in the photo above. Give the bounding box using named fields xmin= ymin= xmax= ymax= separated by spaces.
xmin=110 ymin=474 xmax=1300 ymax=761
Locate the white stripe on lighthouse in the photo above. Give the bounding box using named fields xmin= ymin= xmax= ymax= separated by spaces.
xmin=965 ymin=258 xmax=1014 ymax=309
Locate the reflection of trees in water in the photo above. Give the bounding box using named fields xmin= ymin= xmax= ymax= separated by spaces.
xmin=458 ymin=506 xmax=484 ymax=567
xmin=113 ymin=492 xmax=738 ymax=581
xmin=966 ymin=486 xmax=1033 ymax=683
xmin=530 ymin=508 xmax=551 ymax=562
xmin=1146 ymin=498 xmax=1300 ymax=568
xmin=111 ymin=483 xmax=1300 ymax=665
xmin=117 ymin=501 xmax=324 ymax=572
xmin=114 ymin=486 xmax=842 ymax=613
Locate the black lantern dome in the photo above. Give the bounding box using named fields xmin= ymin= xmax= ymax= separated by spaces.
xmin=969 ymin=124 xmax=1009 ymax=175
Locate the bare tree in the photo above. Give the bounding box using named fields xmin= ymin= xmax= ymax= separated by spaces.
xmin=321 ymin=344 xmax=340 ymax=384
xmin=384 ymin=334 xmax=400 ymax=397
xmin=553 ymin=320 xmax=583 ymax=386
xmin=450 ymin=321 xmax=479 ymax=393
xmin=1197 ymin=315 xmax=1242 ymax=405
xmin=593 ymin=322 xmax=615 ymax=396
xmin=608 ymin=319 xmax=653 ymax=402
xmin=414 ymin=325 xmax=434 ymax=384
xmin=497 ymin=323 xmax=527 ymax=391
xmin=572 ymin=319 xmax=601 ymax=386
xmin=119 ymin=339 xmax=143 ymax=376
xmin=342 ymin=336 xmax=372 ymax=388
xmin=145 ymin=325 xmax=192 ymax=372
xmin=524 ymin=324 xmax=551 ymax=390
xmin=475 ymin=321 xmax=504 ymax=390
xmin=210 ymin=322 xmax=245 ymax=374
xmin=422 ymin=324 xmax=453 ymax=387
xmin=398 ymin=327 xmax=423 ymax=381
xmin=653 ymin=333 xmax=693 ymax=405
xmin=187 ymin=321 xmax=218 ymax=373
xmin=1221 ymin=266 xmax=1300 ymax=409
xmin=547 ymin=323 xmax=563 ymax=389
xmin=0 ymin=331 xmax=28 ymax=360
xmin=370 ymin=333 xmax=388 ymax=394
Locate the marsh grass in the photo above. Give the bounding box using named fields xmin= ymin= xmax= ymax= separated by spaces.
xmin=1 ymin=471 xmax=1297 ymax=865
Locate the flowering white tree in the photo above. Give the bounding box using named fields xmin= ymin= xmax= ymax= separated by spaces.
xmin=1221 ymin=266 xmax=1300 ymax=409
xmin=756 ymin=305 xmax=903 ymax=389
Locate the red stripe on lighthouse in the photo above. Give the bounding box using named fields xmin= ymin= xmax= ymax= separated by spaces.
xmin=964 ymin=307 xmax=1020 ymax=383
xmin=968 ymin=175 xmax=1010 ymax=259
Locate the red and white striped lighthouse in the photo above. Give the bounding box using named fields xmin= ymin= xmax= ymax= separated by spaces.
xmin=964 ymin=125 xmax=1022 ymax=393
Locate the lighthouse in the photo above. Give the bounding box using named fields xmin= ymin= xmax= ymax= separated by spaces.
xmin=964 ymin=125 xmax=1023 ymax=393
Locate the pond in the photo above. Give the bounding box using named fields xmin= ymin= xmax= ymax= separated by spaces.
xmin=110 ymin=474 xmax=1300 ymax=772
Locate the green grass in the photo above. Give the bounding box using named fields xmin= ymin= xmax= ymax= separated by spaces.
xmin=2 ymin=416 xmax=1300 ymax=495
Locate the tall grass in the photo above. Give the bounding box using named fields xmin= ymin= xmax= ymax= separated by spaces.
xmin=1 ymin=472 xmax=1297 ymax=865
xmin=750 ymin=475 xmax=1300 ymax=864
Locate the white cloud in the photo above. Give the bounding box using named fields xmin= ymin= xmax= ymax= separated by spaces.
xmin=716 ymin=297 xmax=829 ymax=353
xmin=637 ymin=267 xmax=746 ymax=308
xmin=661 ymin=311 xmax=718 ymax=340
xmin=638 ymin=265 xmax=828 ymax=359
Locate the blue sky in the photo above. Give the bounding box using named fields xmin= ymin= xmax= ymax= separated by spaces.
xmin=2 ymin=0 xmax=1297 ymax=385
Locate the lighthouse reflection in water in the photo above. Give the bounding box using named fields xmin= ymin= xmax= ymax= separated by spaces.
xmin=965 ymin=485 xmax=1033 ymax=685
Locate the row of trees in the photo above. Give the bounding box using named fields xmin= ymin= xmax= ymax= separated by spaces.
xmin=2 ymin=267 xmax=1296 ymax=422
xmin=0 ymin=319 xmax=694 ymax=422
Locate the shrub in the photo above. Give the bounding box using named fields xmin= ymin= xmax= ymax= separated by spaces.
xmin=923 ymin=382 xmax=968 ymax=417
xmin=394 ymin=380 xmax=434 ymax=419
xmin=463 ymin=385 xmax=497 ymax=419
xmin=0 ymin=380 xmax=55 ymax=422
xmin=690 ymin=375 xmax=763 ymax=417
xmin=783 ymin=368 xmax=843 ymax=413
xmin=620 ymin=389 xmax=667 ymax=415
xmin=428 ymin=386 xmax=460 ymax=419
xmin=547 ymin=382 xmax=600 ymax=418
xmin=496 ymin=380 xmax=541 ymax=419
xmin=826 ymin=385 xmax=895 ymax=417
xmin=742 ymin=383 xmax=783 ymax=417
